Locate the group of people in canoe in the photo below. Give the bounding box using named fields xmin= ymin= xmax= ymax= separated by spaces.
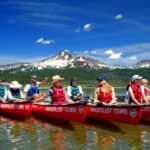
xmin=0 ymin=74 xmax=150 ymax=105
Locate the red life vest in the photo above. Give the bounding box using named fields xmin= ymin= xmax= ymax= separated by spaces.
xmin=129 ymin=83 xmax=142 ymax=103
xmin=97 ymin=86 xmax=112 ymax=103
xmin=51 ymin=87 xmax=66 ymax=105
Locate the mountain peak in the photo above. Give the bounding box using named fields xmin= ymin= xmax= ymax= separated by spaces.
xmin=135 ymin=59 xmax=150 ymax=68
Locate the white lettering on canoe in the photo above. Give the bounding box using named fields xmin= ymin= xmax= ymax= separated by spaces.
xmin=113 ymin=108 xmax=128 ymax=115
xmin=17 ymin=105 xmax=24 ymax=109
xmin=65 ymin=107 xmax=77 ymax=113
xmin=0 ymin=104 xmax=14 ymax=109
xmin=90 ymin=108 xmax=112 ymax=114
xmin=142 ymin=106 xmax=150 ymax=112
xmin=45 ymin=107 xmax=63 ymax=112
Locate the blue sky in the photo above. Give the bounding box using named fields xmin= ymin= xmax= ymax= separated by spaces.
xmin=0 ymin=0 xmax=150 ymax=66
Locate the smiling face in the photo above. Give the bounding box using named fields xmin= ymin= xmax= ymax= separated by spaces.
xmin=134 ymin=79 xmax=141 ymax=85
xmin=55 ymin=80 xmax=63 ymax=87
xmin=72 ymin=81 xmax=77 ymax=86
xmin=31 ymin=77 xmax=37 ymax=84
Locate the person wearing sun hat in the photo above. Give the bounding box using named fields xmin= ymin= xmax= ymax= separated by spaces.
xmin=7 ymin=81 xmax=25 ymax=102
xmin=44 ymin=75 xmax=75 ymax=105
xmin=94 ymin=77 xmax=116 ymax=105
xmin=126 ymin=74 xmax=149 ymax=105
xmin=0 ymin=79 xmax=7 ymax=102
xmin=24 ymin=75 xmax=49 ymax=102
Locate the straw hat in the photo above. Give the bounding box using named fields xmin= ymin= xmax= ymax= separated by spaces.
xmin=52 ymin=75 xmax=64 ymax=84
xmin=9 ymin=81 xmax=22 ymax=89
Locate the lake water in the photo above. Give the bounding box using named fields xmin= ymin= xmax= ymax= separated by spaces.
xmin=0 ymin=88 xmax=149 ymax=150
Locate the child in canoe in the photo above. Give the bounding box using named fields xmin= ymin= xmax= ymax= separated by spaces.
xmin=126 ymin=75 xmax=149 ymax=105
xmin=0 ymin=79 xmax=7 ymax=102
xmin=67 ymin=77 xmax=83 ymax=102
xmin=95 ymin=77 xmax=116 ymax=105
xmin=44 ymin=75 xmax=75 ymax=105
xmin=7 ymin=81 xmax=25 ymax=102
xmin=141 ymin=79 xmax=150 ymax=103
xmin=24 ymin=75 xmax=48 ymax=102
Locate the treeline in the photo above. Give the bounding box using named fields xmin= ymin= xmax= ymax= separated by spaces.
xmin=0 ymin=68 xmax=150 ymax=87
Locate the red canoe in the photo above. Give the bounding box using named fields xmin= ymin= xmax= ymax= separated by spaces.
xmin=86 ymin=104 xmax=142 ymax=125
xmin=141 ymin=104 xmax=150 ymax=119
xmin=32 ymin=104 xmax=87 ymax=122
xmin=0 ymin=102 xmax=32 ymax=117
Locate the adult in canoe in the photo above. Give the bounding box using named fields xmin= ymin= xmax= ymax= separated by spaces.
xmin=67 ymin=77 xmax=83 ymax=101
xmin=0 ymin=79 xmax=7 ymax=102
xmin=24 ymin=75 xmax=48 ymax=102
xmin=94 ymin=77 xmax=116 ymax=105
xmin=7 ymin=81 xmax=25 ymax=102
xmin=45 ymin=75 xmax=75 ymax=105
xmin=141 ymin=79 xmax=150 ymax=102
xmin=126 ymin=75 xmax=149 ymax=105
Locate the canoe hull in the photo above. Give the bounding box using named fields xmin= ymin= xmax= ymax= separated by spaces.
xmin=86 ymin=105 xmax=142 ymax=125
xmin=141 ymin=105 xmax=150 ymax=119
xmin=32 ymin=104 xmax=87 ymax=122
xmin=0 ymin=103 xmax=32 ymax=117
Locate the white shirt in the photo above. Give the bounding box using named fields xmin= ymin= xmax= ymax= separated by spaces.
xmin=7 ymin=90 xmax=24 ymax=101
xmin=67 ymin=85 xmax=83 ymax=97
xmin=24 ymin=82 xmax=41 ymax=93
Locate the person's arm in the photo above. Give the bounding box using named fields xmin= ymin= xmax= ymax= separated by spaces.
xmin=65 ymin=94 xmax=76 ymax=104
xmin=79 ymin=86 xmax=83 ymax=95
xmin=141 ymin=87 xmax=149 ymax=104
xmin=110 ymin=87 xmax=116 ymax=104
xmin=3 ymin=88 xmax=8 ymax=101
xmin=64 ymin=89 xmax=75 ymax=104
xmin=129 ymin=92 xmax=141 ymax=105
xmin=38 ymin=77 xmax=49 ymax=86
xmin=23 ymin=84 xmax=30 ymax=98
xmin=67 ymin=86 xmax=72 ymax=97
xmin=20 ymin=91 xmax=25 ymax=100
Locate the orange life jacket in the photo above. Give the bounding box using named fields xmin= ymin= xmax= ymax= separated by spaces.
xmin=97 ymin=86 xmax=112 ymax=103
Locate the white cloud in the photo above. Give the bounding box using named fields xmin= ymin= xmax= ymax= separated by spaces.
xmin=105 ymin=49 xmax=114 ymax=55
xmin=129 ymin=55 xmax=137 ymax=60
xmin=36 ymin=38 xmax=54 ymax=45
xmin=84 ymin=51 xmax=89 ymax=54
xmin=91 ymin=50 xmax=97 ymax=54
xmin=36 ymin=38 xmax=44 ymax=43
xmin=83 ymin=23 xmax=92 ymax=32
xmin=109 ymin=53 xmax=122 ymax=59
xmin=115 ymin=14 xmax=123 ymax=20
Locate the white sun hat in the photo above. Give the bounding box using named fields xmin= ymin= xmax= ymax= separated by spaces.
xmin=9 ymin=81 xmax=22 ymax=89
xmin=131 ymin=75 xmax=143 ymax=81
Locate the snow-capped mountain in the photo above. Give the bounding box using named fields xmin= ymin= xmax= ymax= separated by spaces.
xmin=34 ymin=49 xmax=107 ymax=69
xmin=0 ymin=50 xmax=108 ymax=71
xmin=135 ymin=60 xmax=150 ymax=68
